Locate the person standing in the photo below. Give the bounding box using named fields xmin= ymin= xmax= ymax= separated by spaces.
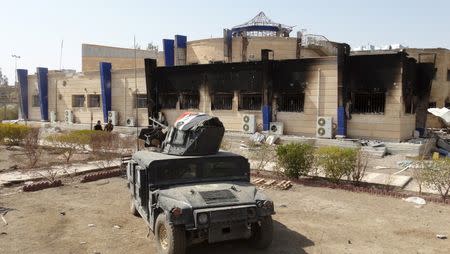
xmin=94 ymin=120 xmax=103 ymax=131
xmin=104 ymin=120 xmax=114 ymax=132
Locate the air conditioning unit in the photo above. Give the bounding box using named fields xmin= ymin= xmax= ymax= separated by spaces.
xmin=316 ymin=116 xmax=332 ymax=139
xmin=64 ymin=109 xmax=73 ymax=124
xmin=50 ymin=111 xmax=56 ymax=123
xmin=269 ymin=122 xmax=284 ymax=135
xmin=108 ymin=111 xmax=118 ymax=126
xmin=126 ymin=117 xmax=136 ymax=127
xmin=242 ymin=114 xmax=256 ymax=134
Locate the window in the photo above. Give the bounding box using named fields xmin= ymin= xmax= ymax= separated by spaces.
xmin=404 ymin=95 xmax=416 ymax=114
xmin=239 ymin=93 xmax=262 ymax=110
xmin=211 ymin=93 xmax=233 ymax=110
xmin=429 ymin=101 xmax=437 ymax=108
xmin=352 ymin=92 xmax=385 ymax=114
xmin=72 ymin=95 xmax=85 ymax=107
xmin=159 ymin=93 xmax=178 ymax=109
xmin=180 ymin=92 xmax=200 ymax=109
xmin=278 ymin=93 xmax=305 ymax=112
xmin=87 ymin=94 xmax=100 ymax=107
xmin=134 ymin=94 xmax=147 ymax=108
xmin=447 ymin=69 xmax=450 ymax=81
xmin=32 ymin=95 xmax=40 ymax=107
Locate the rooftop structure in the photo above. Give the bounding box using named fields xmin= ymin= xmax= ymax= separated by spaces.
xmin=231 ymin=12 xmax=294 ymax=37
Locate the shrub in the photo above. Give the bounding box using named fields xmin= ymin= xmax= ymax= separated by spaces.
xmin=276 ymin=143 xmax=314 ymax=178
xmin=46 ymin=131 xmax=90 ymax=163
xmin=352 ymin=150 xmax=368 ymax=184
xmin=0 ymin=123 xmax=31 ymax=146
xmin=315 ymin=146 xmax=357 ymax=183
xmin=23 ymin=128 xmax=42 ymax=168
xmin=420 ymin=159 xmax=450 ymax=201
xmin=248 ymin=143 xmax=277 ymax=171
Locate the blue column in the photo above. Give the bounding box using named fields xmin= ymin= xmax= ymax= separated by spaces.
xmin=17 ymin=69 xmax=28 ymax=120
xmin=37 ymin=67 xmax=49 ymax=121
xmin=262 ymin=105 xmax=272 ymax=131
xmin=99 ymin=62 xmax=112 ymax=123
xmin=337 ymin=106 xmax=346 ymax=136
xmin=163 ymin=39 xmax=174 ymax=66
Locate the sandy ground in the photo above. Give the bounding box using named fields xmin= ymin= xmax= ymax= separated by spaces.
xmin=1 ymin=177 xmax=449 ymax=254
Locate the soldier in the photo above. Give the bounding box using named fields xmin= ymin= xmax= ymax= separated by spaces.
xmin=104 ymin=120 xmax=114 ymax=132
xmin=94 ymin=120 xmax=103 ymax=131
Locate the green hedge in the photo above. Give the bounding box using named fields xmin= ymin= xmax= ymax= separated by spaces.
xmin=316 ymin=146 xmax=357 ymax=183
xmin=0 ymin=123 xmax=31 ymax=146
xmin=276 ymin=143 xmax=315 ymax=178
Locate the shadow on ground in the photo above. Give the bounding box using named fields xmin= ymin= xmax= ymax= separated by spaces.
xmin=187 ymin=220 xmax=314 ymax=254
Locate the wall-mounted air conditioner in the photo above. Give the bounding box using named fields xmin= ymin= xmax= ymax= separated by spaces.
xmin=126 ymin=117 xmax=136 ymax=127
xmin=242 ymin=114 xmax=256 ymax=134
xmin=316 ymin=116 xmax=332 ymax=139
xmin=269 ymin=122 xmax=284 ymax=135
xmin=50 ymin=111 xmax=56 ymax=123
xmin=64 ymin=109 xmax=73 ymax=124
xmin=108 ymin=111 xmax=118 ymax=126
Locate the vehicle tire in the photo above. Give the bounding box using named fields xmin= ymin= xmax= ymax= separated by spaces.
xmin=249 ymin=216 xmax=273 ymax=249
xmin=155 ymin=213 xmax=186 ymax=254
xmin=130 ymin=200 xmax=140 ymax=217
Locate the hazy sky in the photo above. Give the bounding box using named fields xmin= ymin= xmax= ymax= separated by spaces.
xmin=1 ymin=0 xmax=449 ymax=83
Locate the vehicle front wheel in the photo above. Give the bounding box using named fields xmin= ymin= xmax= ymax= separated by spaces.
xmin=249 ymin=216 xmax=273 ymax=249
xmin=155 ymin=213 xmax=186 ymax=254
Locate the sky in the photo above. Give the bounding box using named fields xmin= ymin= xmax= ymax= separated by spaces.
xmin=1 ymin=0 xmax=449 ymax=84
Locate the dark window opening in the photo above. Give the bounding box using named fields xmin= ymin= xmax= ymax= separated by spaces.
xmin=429 ymin=101 xmax=437 ymax=108
xmin=134 ymin=94 xmax=147 ymax=108
xmin=87 ymin=94 xmax=100 ymax=108
xmin=239 ymin=93 xmax=262 ymax=111
xmin=447 ymin=69 xmax=450 ymax=81
xmin=72 ymin=95 xmax=85 ymax=108
xmin=278 ymin=93 xmax=305 ymax=112
xmin=445 ymin=101 xmax=450 ymax=109
xmin=159 ymin=93 xmax=178 ymax=109
xmin=352 ymin=92 xmax=385 ymax=114
xmin=404 ymin=95 xmax=416 ymax=114
xmin=32 ymin=95 xmax=39 ymax=107
xmin=180 ymin=92 xmax=200 ymax=109
xmin=211 ymin=93 xmax=233 ymax=110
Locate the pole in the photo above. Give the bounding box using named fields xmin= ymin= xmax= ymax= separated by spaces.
xmin=59 ymin=40 xmax=64 ymax=70
xmin=134 ymin=36 xmax=139 ymax=151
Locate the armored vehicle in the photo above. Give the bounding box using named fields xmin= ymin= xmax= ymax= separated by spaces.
xmin=129 ymin=113 xmax=274 ymax=253
xmin=127 ymin=150 xmax=275 ymax=254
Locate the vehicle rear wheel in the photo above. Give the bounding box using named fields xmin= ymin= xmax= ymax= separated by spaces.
xmin=130 ymin=200 xmax=140 ymax=217
xmin=155 ymin=213 xmax=186 ymax=254
xmin=249 ymin=216 xmax=273 ymax=249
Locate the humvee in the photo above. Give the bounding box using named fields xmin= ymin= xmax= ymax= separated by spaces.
xmin=127 ymin=150 xmax=275 ymax=254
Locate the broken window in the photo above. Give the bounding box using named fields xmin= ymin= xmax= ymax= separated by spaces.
xmin=72 ymin=95 xmax=85 ymax=108
xmin=134 ymin=94 xmax=148 ymax=108
xmin=239 ymin=93 xmax=262 ymax=111
xmin=87 ymin=94 xmax=100 ymax=108
xmin=211 ymin=93 xmax=233 ymax=110
xmin=352 ymin=92 xmax=385 ymax=114
xmin=32 ymin=95 xmax=39 ymax=107
xmin=159 ymin=93 xmax=178 ymax=109
xmin=278 ymin=93 xmax=305 ymax=112
xmin=180 ymin=92 xmax=200 ymax=109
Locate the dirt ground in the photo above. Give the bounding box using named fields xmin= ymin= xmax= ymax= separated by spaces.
xmin=1 ymin=177 xmax=449 ymax=254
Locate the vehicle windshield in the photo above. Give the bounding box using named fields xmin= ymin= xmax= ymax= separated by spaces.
xmin=153 ymin=157 xmax=248 ymax=185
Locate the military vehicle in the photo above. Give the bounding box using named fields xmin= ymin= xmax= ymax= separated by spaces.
xmin=128 ymin=113 xmax=275 ymax=254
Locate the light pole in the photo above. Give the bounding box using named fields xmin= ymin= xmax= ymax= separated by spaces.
xmin=11 ymin=54 xmax=21 ymax=120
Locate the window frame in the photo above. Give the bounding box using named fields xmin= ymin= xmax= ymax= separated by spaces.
xmin=351 ymin=91 xmax=386 ymax=114
xmin=32 ymin=94 xmax=40 ymax=107
xmin=72 ymin=95 xmax=85 ymax=108
xmin=211 ymin=93 xmax=233 ymax=111
xmin=87 ymin=94 xmax=101 ymax=108
xmin=134 ymin=94 xmax=148 ymax=109
xmin=239 ymin=92 xmax=262 ymax=111
xmin=278 ymin=93 xmax=305 ymax=112
xmin=179 ymin=91 xmax=200 ymax=110
xmin=159 ymin=93 xmax=178 ymax=109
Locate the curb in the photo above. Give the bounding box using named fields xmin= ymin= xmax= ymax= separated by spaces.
xmin=23 ymin=180 xmax=63 ymax=192
xmin=80 ymin=169 xmax=124 ymax=183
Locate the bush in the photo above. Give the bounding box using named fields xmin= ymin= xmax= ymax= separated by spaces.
xmin=276 ymin=143 xmax=314 ymax=178
xmin=316 ymin=146 xmax=357 ymax=183
xmin=23 ymin=128 xmax=42 ymax=168
xmin=46 ymin=130 xmax=91 ymax=163
xmin=0 ymin=123 xmax=31 ymax=146
xmin=352 ymin=150 xmax=368 ymax=184
xmin=420 ymin=159 xmax=450 ymax=201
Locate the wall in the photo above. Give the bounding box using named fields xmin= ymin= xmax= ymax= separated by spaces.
xmin=82 ymin=44 xmax=160 ymax=72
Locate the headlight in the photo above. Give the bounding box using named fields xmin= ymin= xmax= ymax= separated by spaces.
xmin=198 ymin=213 xmax=209 ymax=224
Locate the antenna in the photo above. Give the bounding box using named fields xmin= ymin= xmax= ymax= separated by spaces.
xmin=59 ymin=40 xmax=64 ymax=70
xmin=134 ymin=35 xmax=139 ymax=151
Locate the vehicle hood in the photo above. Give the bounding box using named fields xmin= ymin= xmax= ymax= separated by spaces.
xmin=158 ymin=182 xmax=257 ymax=209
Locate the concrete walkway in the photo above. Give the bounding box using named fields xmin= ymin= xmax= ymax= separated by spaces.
xmin=0 ymin=160 xmax=121 ymax=186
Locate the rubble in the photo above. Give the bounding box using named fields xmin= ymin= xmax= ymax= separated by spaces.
xmin=436 ymin=234 xmax=447 ymax=240
xmin=402 ymin=197 xmax=426 ymax=206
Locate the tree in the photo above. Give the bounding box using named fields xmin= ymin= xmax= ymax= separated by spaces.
xmin=0 ymin=68 xmax=8 ymax=86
